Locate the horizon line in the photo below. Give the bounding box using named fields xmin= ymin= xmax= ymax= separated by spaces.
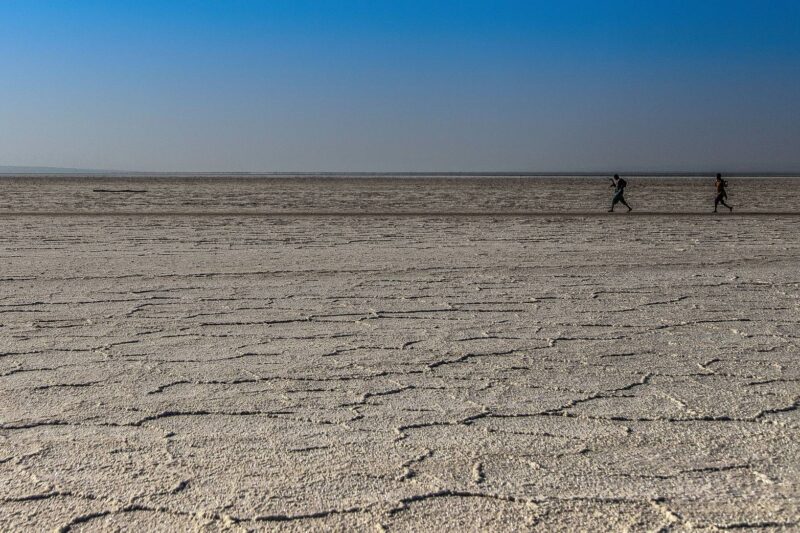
xmin=1 ymin=210 xmax=798 ymax=218
xmin=2 ymin=168 xmax=800 ymax=177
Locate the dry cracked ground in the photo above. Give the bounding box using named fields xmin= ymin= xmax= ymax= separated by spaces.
xmin=1 ymin=215 xmax=799 ymax=531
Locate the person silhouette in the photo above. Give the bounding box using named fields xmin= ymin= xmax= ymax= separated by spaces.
xmin=608 ymin=174 xmax=632 ymax=212
xmin=714 ymin=173 xmax=733 ymax=213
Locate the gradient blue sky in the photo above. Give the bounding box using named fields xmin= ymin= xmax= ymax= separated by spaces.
xmin=1 ymin=0 xmax=799 ymax=172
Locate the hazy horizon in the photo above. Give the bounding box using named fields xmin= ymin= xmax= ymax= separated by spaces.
xmin=3 ymin=165 xmax=800 ymax=177
xmin=2 ymin=1 xmax=799 ymax=173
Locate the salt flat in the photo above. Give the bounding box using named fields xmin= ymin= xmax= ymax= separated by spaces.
xmin=1 ymin=179 xmax=799 ymax=531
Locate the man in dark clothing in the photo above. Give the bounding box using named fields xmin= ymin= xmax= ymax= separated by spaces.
xmin=609 ymin=174 xmax=632 ymax=212
xmin=714 ymin=173 xmax=733 ymax=213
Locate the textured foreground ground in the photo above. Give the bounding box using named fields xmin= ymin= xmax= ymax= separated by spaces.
xmin=1 ymin=214 xmax=799 ymax=531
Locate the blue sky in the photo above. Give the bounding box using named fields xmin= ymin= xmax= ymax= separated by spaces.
xmin=1 ymin=0 xmax=798 ymax=172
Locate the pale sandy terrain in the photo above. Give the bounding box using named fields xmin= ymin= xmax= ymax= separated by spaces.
xmin=1 ymin=175 xmax=799 ymax=214
xmin=1 ymin=178 xmax=799 ymax=531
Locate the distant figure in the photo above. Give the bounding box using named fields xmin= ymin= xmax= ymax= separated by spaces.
xmin=608 ymin=174 xmax=632 ymax=212
xmin=714 ymin=173 xmax=733 ymax=213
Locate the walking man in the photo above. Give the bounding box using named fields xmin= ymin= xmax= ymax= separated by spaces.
xmin=714 ymin=173 xmax=733 ymax=213
xmin=609 ymin=174 xmax=632 ymax=212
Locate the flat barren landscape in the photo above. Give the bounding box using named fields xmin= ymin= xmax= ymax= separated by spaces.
xmin=1 ymin=177 xmax=799 ymax=531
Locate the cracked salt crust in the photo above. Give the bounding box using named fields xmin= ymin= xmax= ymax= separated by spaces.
xmin=0 ymin=209 xmax=799 ymax=531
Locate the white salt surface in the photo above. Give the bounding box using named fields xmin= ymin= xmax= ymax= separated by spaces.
xmin=0 ymin=178 xmax=798 ymax=530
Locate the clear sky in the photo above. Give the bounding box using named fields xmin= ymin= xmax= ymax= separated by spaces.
xmin=1 ymin=0 xmax=799 ymax=172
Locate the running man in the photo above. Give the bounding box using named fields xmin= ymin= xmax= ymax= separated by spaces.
xmin=714 ymin=173 xmax=733 ymax=213
xmin=608 ymin=174 xmax=632 ymax=212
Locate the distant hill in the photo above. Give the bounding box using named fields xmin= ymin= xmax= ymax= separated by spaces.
xmin=0 ymin=165 xmax=118 ymax=174
xmin=1 ymin=166 xmax=798 ymax=177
